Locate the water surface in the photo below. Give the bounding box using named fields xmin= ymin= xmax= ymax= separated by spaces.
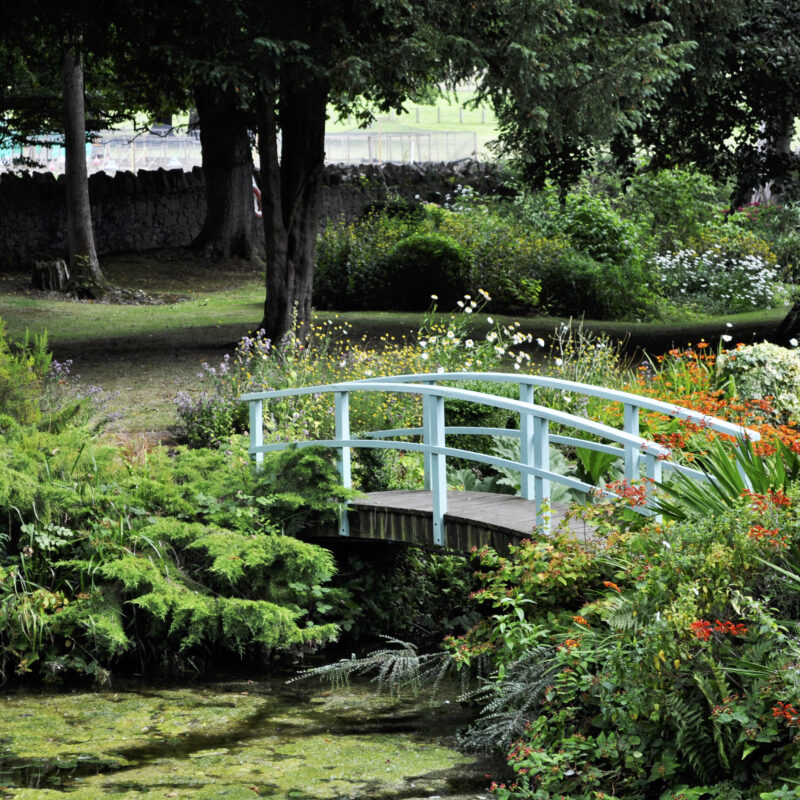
xmin=0 ymin=678 xmax=496 ymax=799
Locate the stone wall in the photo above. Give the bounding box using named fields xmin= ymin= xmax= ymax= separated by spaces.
xmin=0 ymin=161 xmax=512 ymax=269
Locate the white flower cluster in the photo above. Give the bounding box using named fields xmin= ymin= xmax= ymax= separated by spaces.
xmin=417 ymin=292 xmax=531 ymax=372
xmin=652 ymin=246 xmax=782 ymax=314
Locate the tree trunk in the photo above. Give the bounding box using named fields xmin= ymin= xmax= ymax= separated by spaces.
xmin=771 ymin=301 xmax=800 ymax=347
xmin=256 ymin=69 xmax=328 ymax=345
xmin=750 ymin=112 xmax=797 ymax=205
xmin=62 ymin=44 xmax=105 ymax=297
xmin=191 ymin=85 xmax=255 ymax=261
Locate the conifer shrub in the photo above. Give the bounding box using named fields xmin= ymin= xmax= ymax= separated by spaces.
xmin=0 ymin=327 xmax=351 ymax=686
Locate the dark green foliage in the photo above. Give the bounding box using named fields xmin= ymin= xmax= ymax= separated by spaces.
xmin=0 ymin=414 xmax=348 ymax=682
xmin=381 ymin=232 xmax=470 ymax=311
xmin=323 ymin=546 xmax=480 ymax=647
xmin=559 ymin=193 xmax=640 ymax=265
xmin=536 ymin=249 xmax=657 ymax=320
xmin=624 ymin=167 xmax=722 ymax=251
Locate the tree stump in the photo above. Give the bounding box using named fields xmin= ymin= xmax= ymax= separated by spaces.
xmin=33 ymin=259 xmax=71 ymax=291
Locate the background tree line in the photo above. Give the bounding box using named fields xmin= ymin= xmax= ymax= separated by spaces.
xmin=1 ymin=0 xmax=799 ymax=342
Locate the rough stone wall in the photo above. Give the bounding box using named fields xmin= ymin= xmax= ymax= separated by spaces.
xmin=0 ymin=161 xmax=512 ymax=269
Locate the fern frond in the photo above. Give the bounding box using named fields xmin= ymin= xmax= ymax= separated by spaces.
xmin=666 ymin=693 xmax=719 ymax=784
xmin=289 ymin=636 xmax=453 ymax=697
xmin=459 ymin=646 xmax=557 ymax=752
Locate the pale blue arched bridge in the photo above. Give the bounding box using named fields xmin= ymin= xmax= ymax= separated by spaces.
xmin=241 ymin=373 xmax=759 ymax=552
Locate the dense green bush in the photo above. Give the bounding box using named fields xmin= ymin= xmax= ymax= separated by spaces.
xmin=623 ymin=166 xmax=721 ymax=251
xmin=452 ymin=482 xmax=800 ymax=800
xmin=314 ymin=212 xmax=416 ymax=311
xmin=537 ymin=249 xmax=658 ymax=320
xmin=726 ymin=201 xmax=800 ymax=277
xmin=0 ymin=318 xmax=353 ymax=683
xmin=314 ymin=164 xmax=794 ymax=323
xmin=0 ymin=322 xmax=51 ymax=425
xmin=434 ymin=208 xmax=549 ymax=313
xmin=559 ymin=192 xmax=642 ymax=265
xmin=381 ymin=231 xmax=470 ymax=311
xmin=0 ymin=426 xmax=349 ymax=683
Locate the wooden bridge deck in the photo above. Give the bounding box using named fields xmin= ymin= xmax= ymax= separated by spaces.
xmin=312 ymin=491 xmax=595 ymax=553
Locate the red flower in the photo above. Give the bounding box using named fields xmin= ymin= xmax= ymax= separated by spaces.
xmin=690 ymin=619 xmax=713 ymax=641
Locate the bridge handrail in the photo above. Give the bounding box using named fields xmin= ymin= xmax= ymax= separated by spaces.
xmin=348 ymin=372 xmax=760 ymax=442
xmin=241 ymin=380 xmax=670 ymax=456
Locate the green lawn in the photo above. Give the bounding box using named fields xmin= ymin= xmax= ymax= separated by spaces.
xmin=0 ymin=252 xmax=788 ymax=433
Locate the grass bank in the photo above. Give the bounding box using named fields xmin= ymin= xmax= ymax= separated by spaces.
xmin=0 ymin=249 xmax=788 ymax=432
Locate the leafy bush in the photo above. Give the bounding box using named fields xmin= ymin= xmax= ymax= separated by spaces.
xmin=559 ymin=191 xmax=642 ymax=266
xmin=726 ymin=201 xmax=800 ymax=278
xmin=0 ymin=430 xmax=350 ymax=679
xmin=432 ymin=206 xmax=549 ymax=313
xmin=537 ymin=249 xmax=657 ymax=320
xmin=623 ymin=166 xmax=721 ymax=251
xmin=0 ymin=321 xmax=51 ymax=424
xmin=717 ymin=342 xmax=800 ymax=420
xmin=0 ymin=338 xmax=351 ymax=685
xmin=314 ymin=212 xmax=415 ymax=311
xmin=456 ymin=489 xmax=800 ymax=800
xmin=381 ymin=231 xmax=470 ymax=311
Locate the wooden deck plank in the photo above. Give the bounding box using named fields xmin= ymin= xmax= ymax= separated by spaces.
xmin=337 ymin=490 xmax=594 ymax=552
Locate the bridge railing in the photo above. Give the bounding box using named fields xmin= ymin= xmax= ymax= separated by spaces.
xmin=350 ymin=372 xmax=761 ymax=486
xmin=241 ymin=375 xmax=759 ymax=545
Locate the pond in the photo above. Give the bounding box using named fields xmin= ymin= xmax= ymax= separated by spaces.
xmin=0 ymin=677 xmax=499 ymax=799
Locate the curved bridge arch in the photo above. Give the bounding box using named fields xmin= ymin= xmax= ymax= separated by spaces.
xmin=241 ymin=373 xmax=759 ymax=549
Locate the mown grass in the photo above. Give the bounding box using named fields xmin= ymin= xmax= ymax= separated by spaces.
xmin=0 ymin=251 xmax=788 ymax=432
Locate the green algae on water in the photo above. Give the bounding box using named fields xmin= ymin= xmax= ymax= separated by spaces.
xmin=0 ymin=679 xmax=493 ymax=799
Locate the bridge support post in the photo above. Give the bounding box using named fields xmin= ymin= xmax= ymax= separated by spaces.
xmin=623 ymin=403 xmax=640 ymax=483
xmin=533 ymin=417 xmax=551 ymax=533
xmin=425 ymin=393 xmax=447 ymax=546
xmin=645 ymin=452 xmax=663 ymax=521
xmin=519 ymin=385 xmax=535 ymax=502
xmin=248 ymin=399 xmax=264 ymax=469
xmin=422 ymin=394 xmax=433 ymax=491
xmin=335 ymin=391 xmax=351 ymax=536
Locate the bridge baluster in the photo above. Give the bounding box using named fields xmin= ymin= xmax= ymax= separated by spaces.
xmin=533 ymin=416 xmax=551 ymax=533
xmin=335 ymin=391 xmax=351 ymax=536
xmin=644 ymin=451 xmax=663 ymax=521
xmin=424 ymin=392 xmax=447 ymax=547
xmin=734 ymin=439 xmax=754 ymax=491
xmin=422 ymin=394 xmax=433 ymax=491
xmin=623 ymin=403 xmax=640 ymax=482
xmin=248 ymin=399 xmax=264 ymax=469
xmin=519 ymin=384 xmax=535 ymax=502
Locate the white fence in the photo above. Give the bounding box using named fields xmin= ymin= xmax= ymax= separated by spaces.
xmin=0 ymin=129 xmax=481 ymax=175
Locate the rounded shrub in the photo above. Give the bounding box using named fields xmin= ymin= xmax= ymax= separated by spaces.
xmin=537 ymin=250 xmax=658 ymax=321
xmin=716 ymin=342 xmax=800 ymax=420
xmin=381 ymin=232 xmax=470 ymax=311
xmin=561 ymin=192 xmax=641 ymax=265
